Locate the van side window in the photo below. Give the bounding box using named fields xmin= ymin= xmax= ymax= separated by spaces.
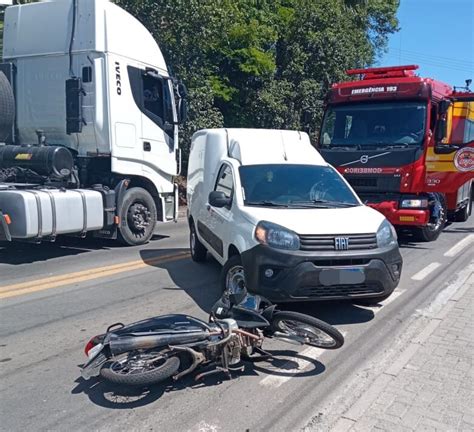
xmin=215 ymin=164 xmax=234 ymax=199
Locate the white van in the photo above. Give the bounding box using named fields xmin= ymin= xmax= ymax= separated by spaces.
xmin=187 ymin=129 xmax=402 ymax=304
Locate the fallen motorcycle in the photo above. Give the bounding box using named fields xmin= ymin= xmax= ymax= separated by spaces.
xmin=81 ymin=289 xmax=344 ymax=386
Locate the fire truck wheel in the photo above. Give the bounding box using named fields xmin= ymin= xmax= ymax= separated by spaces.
xmin=453 ymin=187 xmax=472 ymax=222
xmin=414 ymin=193 xmax=446 ymax=242
xmin=118 ymin=187 xmax=157 ymax=246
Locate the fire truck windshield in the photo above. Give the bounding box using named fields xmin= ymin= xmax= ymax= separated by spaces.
xmin=320 ymin=101 xmax=427 ymax=148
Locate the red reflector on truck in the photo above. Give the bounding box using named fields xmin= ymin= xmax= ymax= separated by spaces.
xmin=3 ymin=214 xmax=11 ymax=225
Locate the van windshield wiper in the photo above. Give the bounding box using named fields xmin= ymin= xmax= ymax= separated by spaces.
xmin=291 ymin=199 xmax=359 ymax=208
xmin=245 ymin=200 xmax=289 ymax=208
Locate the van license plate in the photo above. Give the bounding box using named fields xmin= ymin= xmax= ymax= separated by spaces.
xmin=320 ymin=268 xmax=365 ymax=286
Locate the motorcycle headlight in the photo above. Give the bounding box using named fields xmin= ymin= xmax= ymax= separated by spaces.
xmin=255 ymin=221 xmax=300 ymax=250
xmin=376 ymin=220 xmax=398 ymax=248
xmin=400 ymin=198 xmax=428 ymax=208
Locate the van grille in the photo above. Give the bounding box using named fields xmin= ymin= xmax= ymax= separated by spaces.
xmin=299 ymin=233 xmax=377 ymax=251
xmin=293 ymin=284 xmax=383 ymax=299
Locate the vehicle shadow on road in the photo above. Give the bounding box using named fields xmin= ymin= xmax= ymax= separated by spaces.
xmin=72 ymin=376 xmax=169 ymax=409
xmin=140 ymin=249 xmax=222 ymax=313
xmin=442 ymin=226 xmax=474 ymax=234
xmin=0 ymin=234 xmax=169 ymax=265
xmin=281 ymin=301 xmax=375 ymax=326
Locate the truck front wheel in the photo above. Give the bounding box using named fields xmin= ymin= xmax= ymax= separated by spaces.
xmin=118 ymin=187 xmax=157 ymax=246
xmin=413 ymin=193 xmax=446 ymax=242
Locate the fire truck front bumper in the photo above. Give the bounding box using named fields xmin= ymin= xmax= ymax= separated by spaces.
xmin=367 ymin=201 xmax=429 ymax=227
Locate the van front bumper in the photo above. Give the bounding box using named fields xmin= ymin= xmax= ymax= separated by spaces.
xmin=241 ymin=243 xmax=402 ymax=302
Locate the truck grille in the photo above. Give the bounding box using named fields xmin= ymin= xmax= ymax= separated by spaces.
xmin=346 ymin=175 xmax=401 ymax=192
xmin=293 ymin=284 xmax=383 ymax=299
xmin=299 ymin=233 xmax=377 ymax=251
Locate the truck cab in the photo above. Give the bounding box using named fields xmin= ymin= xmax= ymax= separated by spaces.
xmin=0 ymin=0 xmax=186 ymax=245
xmin=319 ymin=65 xmax=473 ymax=242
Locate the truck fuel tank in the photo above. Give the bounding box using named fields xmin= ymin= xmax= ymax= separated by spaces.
xmin=0 ymin=145 xmax=74 ymax=178
xmin=0 ymin=188 xmax=103 ymax=240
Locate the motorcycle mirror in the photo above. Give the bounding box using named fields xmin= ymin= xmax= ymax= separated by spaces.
xmin=228 ymin=290 xmax=247 ymax=306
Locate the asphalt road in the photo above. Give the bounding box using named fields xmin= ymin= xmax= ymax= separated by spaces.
xmin=0 ymin=218 xmax=473 ymax=432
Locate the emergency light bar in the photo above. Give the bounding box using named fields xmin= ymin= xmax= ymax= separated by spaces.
xmin=346 ymin=65 xmax=419 ymax=80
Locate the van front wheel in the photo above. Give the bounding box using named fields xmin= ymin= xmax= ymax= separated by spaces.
xmin=220 ymin=255 xmax=246 ymax=295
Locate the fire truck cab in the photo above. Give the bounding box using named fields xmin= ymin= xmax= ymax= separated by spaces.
xmin=319 ymin=65 xmax=473 ymax=242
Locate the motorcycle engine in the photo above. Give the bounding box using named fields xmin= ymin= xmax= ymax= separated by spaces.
xmin=220 ymin=319 xmax=241 ymax=365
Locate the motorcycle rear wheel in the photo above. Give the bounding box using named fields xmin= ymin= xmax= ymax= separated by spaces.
xmin=271 ymin=311 xmax=344 ymax=349
xmin=100 ymin=351 xmax=180 ymax=386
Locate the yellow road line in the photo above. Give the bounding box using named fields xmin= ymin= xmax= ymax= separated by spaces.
xmin=0 ymin=251 xmax=191 ymax=299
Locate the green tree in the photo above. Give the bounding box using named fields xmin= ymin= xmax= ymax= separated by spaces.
xmin=116 ymin=0 xmax=398 ymax=162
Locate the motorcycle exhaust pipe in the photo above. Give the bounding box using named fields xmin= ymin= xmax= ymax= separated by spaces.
xmin=109 ymin=331 xmax=210 ymax=355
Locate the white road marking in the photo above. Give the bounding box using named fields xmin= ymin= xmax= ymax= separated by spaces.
xmin=358 ymin=288 xmax=406 ymax=313
xmin=411 ymin=262 xmax=441 ymax=281
xmin=259 ymin=331 xmax=347 ymax=388
xmin=417 ymin=261 xmax=473 ymax=318
xmin=444 ymin=234 xmax=474 ymax=257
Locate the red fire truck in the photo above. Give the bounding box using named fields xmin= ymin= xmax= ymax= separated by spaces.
xmin=318 ymin=65 xmax=473 ymax=241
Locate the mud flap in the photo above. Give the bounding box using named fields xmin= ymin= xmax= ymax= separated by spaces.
xmin=0 ymin=211 xmax=12 ymax=241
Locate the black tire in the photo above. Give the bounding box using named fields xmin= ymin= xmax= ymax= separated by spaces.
xmin=100 ymin=353 xmax=180 ymax=387
xmin=353 ymin=292 xmax=392 ymax=306
xmin=118 ymin=187 xmax=157 ymax=246
xmin=453 ymin=187 xmax=472 ymax=222
xmin=413 ymin=193 xmax=446 ymax=242
xmin=0 ymin=71 xmax=15 ymax=142
xmin=220 ymin=254 xmax=246 ymax=294
xmin=271 ymin=311 xmax=344 ymax=349
xmin=190 ymin=220 xmax=207 ymax=262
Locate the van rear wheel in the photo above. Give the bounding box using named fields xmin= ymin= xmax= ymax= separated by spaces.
xmin=190 ymin=221 xmax=207 ymax=262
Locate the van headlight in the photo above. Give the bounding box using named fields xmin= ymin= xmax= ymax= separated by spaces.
xmin=255 ymin=221 xmax=300 ymax=250
xmin=376 ymin=220 xmax=397 ymax=248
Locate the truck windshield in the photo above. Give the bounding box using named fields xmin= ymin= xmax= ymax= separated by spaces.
xmin=239 ymin=164 xmax=360 ymax=208
xmin=319 ymin=101 xmax=427 ymax=148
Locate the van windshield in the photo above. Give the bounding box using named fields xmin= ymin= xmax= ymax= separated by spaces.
xmin=239 ymin=164 xmax=360 ymax=208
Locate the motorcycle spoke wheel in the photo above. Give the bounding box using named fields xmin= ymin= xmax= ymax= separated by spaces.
xmin=271 ymin=311 xmax=344 ymax=349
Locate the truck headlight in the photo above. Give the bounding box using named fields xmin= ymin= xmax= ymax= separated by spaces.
xmin=400 ymin=198 xmax=428 ymax=208
xmin=376 ymin=220 xmax=397 ymax=248
xmin=255 ymin=221 xmax=300 ymax=250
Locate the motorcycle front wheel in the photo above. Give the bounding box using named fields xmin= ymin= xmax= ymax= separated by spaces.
xmin=100 ymin=351 xmax=180 ymax=386
xmin=271 ymin=311 xmax=344 ymax=349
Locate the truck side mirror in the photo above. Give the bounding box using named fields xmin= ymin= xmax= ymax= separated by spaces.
xmin=177 ymin=82 xmax=188 ymax=124
xmin=435 ymin=117 xmax=448 ymax=142
xmin=439 ymin=99 xmax=451 ymax=115
xmin=209 ymin=191 xmax=231 ymax=208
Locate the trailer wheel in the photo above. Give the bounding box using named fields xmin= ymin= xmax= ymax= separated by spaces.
xmin=414 ymin=193 xmax=446 ymax=242
xmin=0 ymin=71 xmax=15 ymax=142
xmin=118 ymin=187 xmax=157 ymax=246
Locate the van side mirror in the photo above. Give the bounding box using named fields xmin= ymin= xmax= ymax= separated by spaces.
xmin=209 ymin=191 xmax=231 ymax=208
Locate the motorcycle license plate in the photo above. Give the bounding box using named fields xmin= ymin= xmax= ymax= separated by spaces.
xmin=319 ymin=268 xmax=365 ymax=286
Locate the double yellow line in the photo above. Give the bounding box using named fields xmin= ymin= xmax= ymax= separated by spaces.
xmin=0 ymin=251 xmax=190 ymax=300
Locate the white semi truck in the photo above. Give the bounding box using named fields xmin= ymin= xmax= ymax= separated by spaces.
xmin=0 ymin=0 xmax=186 ymax=245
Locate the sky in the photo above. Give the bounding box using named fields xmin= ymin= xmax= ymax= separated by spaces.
xmin=378 ymin=0 xmax=474 ymax=88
